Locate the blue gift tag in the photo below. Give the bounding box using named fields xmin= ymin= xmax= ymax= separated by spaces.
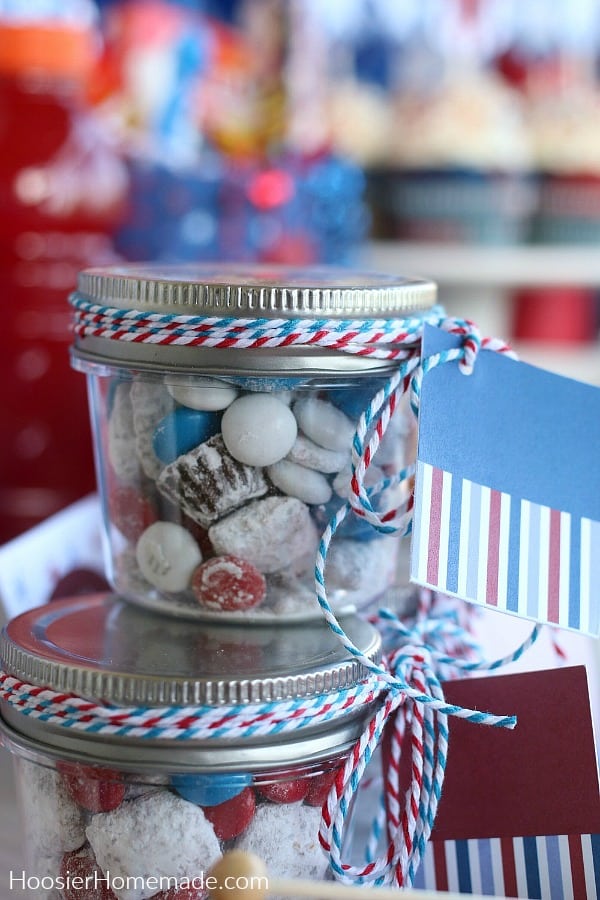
xmin=411 ymin=325 xmax=600 ymax=636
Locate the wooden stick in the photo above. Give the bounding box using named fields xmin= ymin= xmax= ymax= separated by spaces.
xmin=208 ymin=850 xmax=508 ymax=900
xmin=268 ymin=874 xmax=507 ymax=900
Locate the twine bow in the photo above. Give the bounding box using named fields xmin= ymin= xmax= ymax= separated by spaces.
xmin=318 ymin=599 xmax=540 ymax=888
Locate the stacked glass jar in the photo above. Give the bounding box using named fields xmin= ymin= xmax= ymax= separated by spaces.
xmin=0 ymin=265 xmax=437 ymax=899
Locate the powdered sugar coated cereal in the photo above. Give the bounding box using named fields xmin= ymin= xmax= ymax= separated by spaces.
xmin=234 ymin=802 xmax=326 ymax=881
xmin=18 ymin=759 xmax=85 ymax=859
xmin=86 ymin=791 xmax=221 ymax=900
xmin=208 ymin=497 xmax=317 ymax=574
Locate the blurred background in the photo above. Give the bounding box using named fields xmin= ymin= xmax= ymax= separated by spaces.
xmin=2 ymin=0 xmax=600 ymax=543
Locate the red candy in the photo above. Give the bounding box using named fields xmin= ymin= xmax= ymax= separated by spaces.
xmin=60 ymin=847 xmax=117 ymax=900
xmin=258 ymin=777 xmax=309 ymax=804
xmin=108 ymin=484 xmax=157 ymax=542
xmin=203 ymin=786 xmax=256 ymax=841
xmin=191 ymin=555 xmax=266 ymax=612
xmin=304 ymin=767 xmax=341 ymax=807
xmin=59 ymin=762 xmax=126 ymax=813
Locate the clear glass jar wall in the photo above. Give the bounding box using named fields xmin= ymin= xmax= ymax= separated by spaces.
xmin=83 ymin=364 xmax=412 ymax=622
xmin=7 ymin=737 xmax=346 ymax=900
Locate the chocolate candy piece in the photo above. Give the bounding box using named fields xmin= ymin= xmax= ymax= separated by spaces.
xmin=60 ymin=846 xmax=118 ymax=900
xmin=267 ymin=459 xmax=332 ymax=505
xmin=136 ymin=521 xmax=203 ymax=592
xmin=208 ymin=497 xmax=317 ymax=574
xmin=152 ymin=407 xmax=221 ymax=464
xmin=203 ymin=787 xmax=256 ymax=841
xmin=257 ymin=778 xmax=309 ymax=804
xmin=172 ymin=773 xmax=252 ymax=807
xmin=293 ymin=397 xmax=355 ymax=452
xmin=166 ymin=376 xmax=238 ymax=411
xmin=191 ymin=555 xmax=266 ymax=612
xmin=157 ymin=435 xmax=268 ymax=528
xmin=59 ymin=762 xmax=126 ymax=814
xmin=221 ymin=395 xmax=297 ymax=466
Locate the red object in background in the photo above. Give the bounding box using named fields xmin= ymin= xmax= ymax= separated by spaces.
xmin=511 ymin=287 xmax=599 ymax=344
xmin=0 ymin=20 xmax=127 ymax=544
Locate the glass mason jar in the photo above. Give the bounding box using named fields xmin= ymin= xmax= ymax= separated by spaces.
xmin=70 ymin=265 xmax=437 ymax=621
xmin=0 ymin=594 xmax=381 ymax=900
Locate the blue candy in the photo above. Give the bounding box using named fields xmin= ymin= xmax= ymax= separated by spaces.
xmin=171 ymin=772 xmax=252 ymax=806
xmin=326 ymin=385 xmax=379 ymax=421
xmin=152 ymin=407 xmax=221 ymax=463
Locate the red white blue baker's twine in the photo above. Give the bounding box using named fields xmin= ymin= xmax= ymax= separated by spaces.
xmin=69 ymin=293 xmax=446 ymax=360
xmin=64 ymin=301 xmax=538 ymax=885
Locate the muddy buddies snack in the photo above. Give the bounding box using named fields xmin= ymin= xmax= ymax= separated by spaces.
xmin=71 ymin=264 xmax=436 ymax=620
xmin=1 ymin=596 xmax=382 ymax=900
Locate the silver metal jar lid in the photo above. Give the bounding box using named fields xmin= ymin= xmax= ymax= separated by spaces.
xmin=0 ymin=594 xmax=382 ymax=769
xmin=71 ymin=263 xmax=437 ymax=376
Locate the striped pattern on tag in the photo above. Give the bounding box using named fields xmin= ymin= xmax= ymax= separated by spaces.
xmin=413 ymin=833 xmax=600 ymax=898
xmin=411 ymin=461 xmax=600 ymax=635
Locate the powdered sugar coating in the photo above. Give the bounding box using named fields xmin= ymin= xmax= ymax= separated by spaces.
xmin=287 ymin=434 xmax=349 ymax=473
xmin=86 ymin=791 xmax=221 ymax=900
xmin=108 ymin=384 xmax=139 ymax=483
xmin=326 ymin=537 xmax=396 ymax=594
xmin=208 ymin=497 xmax=318 ymax=574
xmin=17 ymin=759 xmax=85 ymax=859
xmin=157 ymin=435 xmax=268 ymax=528
xmin=234 ymin=802 xmax=327 ymax=881
xmin=131 ymin=381 xmax=175 ymax=480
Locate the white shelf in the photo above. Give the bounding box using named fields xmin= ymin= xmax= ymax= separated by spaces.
xmin=364 ymin=241 xmax=600 ymax=288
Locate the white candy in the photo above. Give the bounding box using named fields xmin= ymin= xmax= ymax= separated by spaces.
xmin=221 ymin=395 xmax=297 ymax=466
xmin=209 ymin=496 xmax=317 ymax=574
xmin=18 ymin=759 xmax=85 ymax=859
xmin=166 ymin=376 xmax=238 ymax=411
xmin=293 ymin=398 xmax=355 ymax=452
xmin=235 ymin=802 xmax=327 ymax=881
xmin=86 ymin=791 xmax=221 ymax=900
xmin=287 ymin=434 xmax=349 ymax=473
xmin=136 ymin=521 xmax=202 ymax=592
xmin=267 ymin=460 xmax=332 ymax=505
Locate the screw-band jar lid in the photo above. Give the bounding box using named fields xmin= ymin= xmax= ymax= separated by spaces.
xmin=0 ymin=595 xmax=382 ymax=768
xmin=75 ymin=264 xmax=437 ymax=318
xmin=1 ymin=594 xmax=381 ymax=707
xmin=70 ymin=263 xmax=438 ymax=376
